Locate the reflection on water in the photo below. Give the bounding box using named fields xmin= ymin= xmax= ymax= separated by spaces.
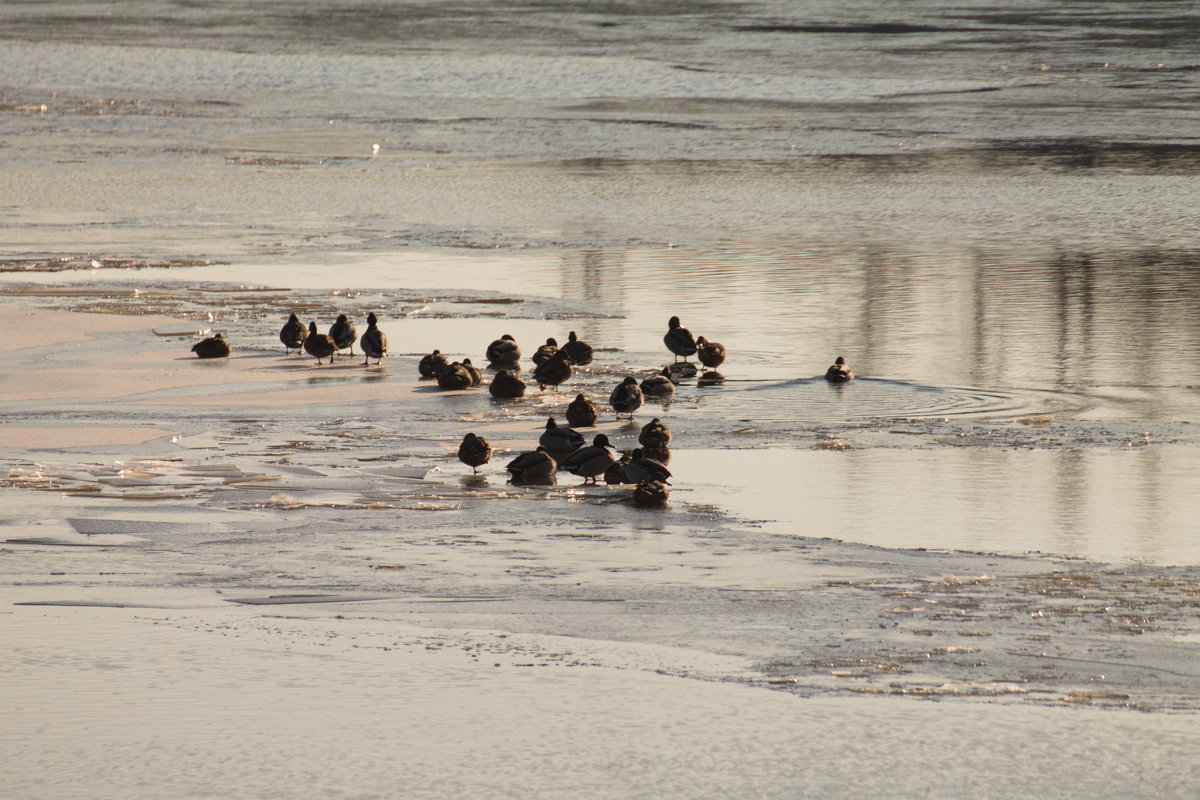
xmin=554 ymin=242 xmax=1200 ymax=408
xmin=676 ymin=446 xmax=1200 ymax=564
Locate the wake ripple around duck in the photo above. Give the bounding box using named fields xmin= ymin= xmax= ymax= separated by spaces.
xmin=694 ymin=377 xmax=1094 ymax=424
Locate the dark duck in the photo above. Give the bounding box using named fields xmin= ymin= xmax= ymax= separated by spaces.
xmin=191 ymin=333 xmax=230 ymax=359
xmin=609 ymin=376 xmax=644 ymax=420
xmin=824 ymin=356 xmax=854 ymax=383
xmin=279 ymin=313 xmax=307 ymax=354
xmin=303 ymin=322 xmax=337 ymax=364
xmin=664 ymin=316 xmax=697 ymax=362
xmin=359 ymin=312 xmax=387 ymax=365
xmin=457 ymin=432 xmax=493 ymax=474
xmin=328 ymin=314 xmax=357 ymax=357
xmin=485 ymin=334 xmax=521 ymax=368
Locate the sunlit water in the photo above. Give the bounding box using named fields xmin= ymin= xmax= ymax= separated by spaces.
xmin=2 ymin=2 xmax=1199 ymax=797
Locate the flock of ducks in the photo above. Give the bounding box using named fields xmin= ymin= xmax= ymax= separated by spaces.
xmin=189 ymin=312 xmax=855 ymax=508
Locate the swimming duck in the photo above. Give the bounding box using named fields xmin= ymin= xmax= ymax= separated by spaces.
xmin=539 ymin=417 xmax=585 ymax=459
xmin=532 ymin=337 xmax=558 ymax=366
xmin=664 ymin=316 xmax=697 ymax=362
xmin=632 ymin=479 xmax=670 ymax=508
xmin=489 ymin=369 xmax=526 ymax=399
xmin=560 ymin=330 xmax=594 ymax=365
xmin=638 ymin=418 xmax=672 ymax=450
xmin=609 ymin=376 xmax=644 ymax=420
xmin=437 ymin=361 xmax=474 ymax=390
xmin=565 ymin=393 xmax=599 ymax=427
xmin=561 ymin=433 xmax=617 ymax=484
xmin=359 ymin=312 xmax=387 ymax=365
xmin=457 ymin=432 xmax=493 ymax=474
xmin=824 ymin=356 xmax=854 ymax=383
xmin=279 ymin=313 xmax=308 ymax=354
xmin=485 ymin=334 xmax=521 ymax=367
xmin=640 ymin=366 xmax=676 ymax=397
xmin=191 ymin=333 xmax=230 ymax=359
xmin=461 ymin=358 xmax=484 ymax=386
xmin=624 ymin=448 xmax=672 ymax=484
xmin=506 ymin=446 xmax=558 ymax=484
xmin=696 ymin=336 xmax=726 ymax=368
xmin=329 ymin=314 xmax=357 ymax=357
xmin=418 ymin=350 xmax=450 ymax=378
xmin=532 ymin=349 xmax=574 ymax=390
xmin=303 ymin=322 xmax=337 ymax=364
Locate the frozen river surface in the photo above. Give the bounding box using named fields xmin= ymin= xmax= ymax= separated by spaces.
xmin=1 ymin=2 xmax=1199 ymax=798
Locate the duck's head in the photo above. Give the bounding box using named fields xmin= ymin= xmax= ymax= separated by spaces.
xmin=594 ymin=433 xmax=613 ymax=448
xmin=668 ymin=316 xmax=681 ymax=329
xmin=545 ymin=417 xmax=557 ymax=430
xmin=336 ymin=314 xmax=348 ymax=323
xmin=308 ymin=321 xmax=318 ymax=334
xmin=367 ymin=312 xmax=378 ymax=326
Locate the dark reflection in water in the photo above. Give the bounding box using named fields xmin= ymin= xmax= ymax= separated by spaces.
xmin=554 ymin=241 xmax=1199 ymax=415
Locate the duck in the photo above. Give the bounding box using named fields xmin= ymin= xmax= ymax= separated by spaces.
xmin=279 ymin=313 xmax=308 ymax=354
xmin=609 ymin=376 xmax=644 ymax=420
xmin=696 ymin=336 xmax=726 ymax=368
xmin=303 ymin=322 xmax=337 ymax=364
xmin=532 ymin=349 xmax=574 ymax=390
xmin=824 ymin=356 xmax=854 ymax=383
xmin=457 ymin=432 xmax=493 ymax=474
xmin=329 ymin=314 xmax=357 ymax=357
xmin=560 ymin=433 xmax=617 ymax=484
xmin=437 ymin=361 xmax=474 ymax=390
xmin=624 ymin=448 xmax=672 ymax=484
xmin=698 ymin=370 xmax=725 ymax=387
xmin=418 ymin=350 xmax=449 ymax=378
xmin=539 ymin=417 xmax=585 ymax=460
xmin=641 ymin=443 xmax=671 ymax=465
xmin=359 ymin=312 xmax=387 ymax=365
xmin=485 ymin=334 xmax=521 ymax=368
xmin=664 ymin=316 xmax=697 ymax=362
xmin=632 ymin=479 xmax=670 ymax=508
xmin=532 ymin=337 xmax=558 ymax=366
xmin=191 ymin=333 xmax=230 ymax=359
xmin=667 ymin=361 xmax=697 ymax=381
xmin=638 ymin=418 xmax=672 ymax=450
xmin=560 ymin=330 xmax=594 ymax=365
xmin=506 ymin=446 xmax=558 ymax=484
xmin=604 ymin=451 xmax=633 ymax=484
xmin=461 ymin=358 xmax=484 ymax=386
xmin=640 ymin=366 xmax=676 ymax=398
xmin=489 ymin=369 xmax=526 ymax=399
xmin=565 ymin=393 xmax=599 ymax=428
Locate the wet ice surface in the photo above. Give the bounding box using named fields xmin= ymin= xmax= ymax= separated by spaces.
xmin=2 ymin=1 xmax=1200 ymax=797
